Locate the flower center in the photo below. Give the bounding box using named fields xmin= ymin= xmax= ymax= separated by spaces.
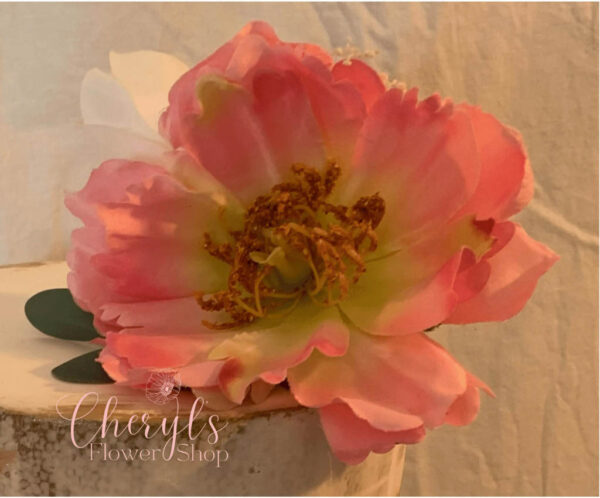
xmin=197 ymin=162 xmax=385 ymax=329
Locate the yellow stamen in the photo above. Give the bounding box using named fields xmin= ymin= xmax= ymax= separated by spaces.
xmin=196 ymin=161 xmax=385 ymax=329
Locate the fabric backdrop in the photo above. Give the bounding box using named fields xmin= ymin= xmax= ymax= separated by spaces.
xmin=0 ymin=2 xmax=597 ymax=495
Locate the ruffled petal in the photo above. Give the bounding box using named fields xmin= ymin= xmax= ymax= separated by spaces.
xmin=98 ymin=297 xmax=227 ymax=335
xmin=160 ymin=21 xmax=332 ymax=148
xmin=340 ymin=216 xmax=494 ymax=336
xmin=208 ymin=302 xmax=349 ymax=404
xmin=346 ymin=89 xmax=480 ymax=245
xmin=106 ymin=331 xmax=216 ymax=371
xmin=444 ymin=373 xmax=494 ymax=426
xmin=97 ymin=348 xmax=152 ymax=387
xmin=175 ymin=56 xmax=365 ymax=202
xmin=289 ymin=331 xmax=483 ymax=431
xmin=247 ymin=48 xmax=365 ymax=168
xmin=331 ymin=59 xmax=385 ymax=111
xmin=66 ymin=159 xmax=230 ymax=311
xmin=454 ymin=105 xmax=533 ymax=220
xmin=319 ymin=402 xmax=425 ymax=465
xmin=364 ymin=250 xmax=466 ymax=336
xmin=97 ymin=298 xmax=231 ymax=387
xmin=446 ymin=222 xmax=558 ymax=323
xmin=252 ymin=69 xmax=326 ymax=173
xmin=178 ymin=76 xmax=281 ymax=203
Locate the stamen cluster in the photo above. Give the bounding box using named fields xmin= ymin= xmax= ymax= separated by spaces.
xmin=197 ymin=162 xmax=385 ymax=329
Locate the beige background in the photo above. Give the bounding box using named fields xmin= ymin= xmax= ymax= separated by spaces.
xmin=0 ymin=2 xmax=597 ymax=495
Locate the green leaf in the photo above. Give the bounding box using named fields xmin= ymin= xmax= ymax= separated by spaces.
xmin=52 ymin=350 xmax=114 ymax=384
xmin=25 ymin=288 xmax=100 ymax=341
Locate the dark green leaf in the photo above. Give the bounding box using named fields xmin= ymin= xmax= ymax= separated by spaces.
xmin=52 ymin=350 xmax=114 ymax=384
xmin=25 ymin=288 xmax=100 ymax=341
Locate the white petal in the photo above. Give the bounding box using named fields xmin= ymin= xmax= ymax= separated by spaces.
xmin=109 ymin=50 xmax=189 ymax=131
xmin=80 ymin=68 xmax=163 ymax=143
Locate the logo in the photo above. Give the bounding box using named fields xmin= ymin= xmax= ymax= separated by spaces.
xmin=56 ymin=387 xmax=230 ymax=467
xmin=145 ymin=371 xmax=182 ymax=405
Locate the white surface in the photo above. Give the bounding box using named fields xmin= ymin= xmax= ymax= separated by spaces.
xmin=0 ymin=3 xmax=597 ymax=495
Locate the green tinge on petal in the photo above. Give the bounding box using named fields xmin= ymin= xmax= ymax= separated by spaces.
xmin=196 ymin=75 xmax=245 ymax=123
xmin=208 ymin=299 xmax=349 ymax=403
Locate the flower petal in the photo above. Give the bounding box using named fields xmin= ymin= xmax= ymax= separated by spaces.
xmin=98 ymin=298 xmax=231 ymax=387
xmin=376 ymin=252 xmax=466 ymax=335
xmin=97 ymin=348 xmax=152 ymax=387
xmin=178 ymin=76 xmax=281 ymax=203
xmin=160 ymin=21 xmax=332 ymax=148
xmin=66 ymin=159 xmax=230 ymax=310
xmin=346 ymin=89 xmax=480 ymax=243
xmin=446 ymin=222 xmax=558 ymax=323
xmin=331 ymin=59 xmax=385 ymax=111
xmin=109 ymin=50 xmax=189 ymax=131
xmin=454 ymin=105 xmax=533 ymax=220
xmin=98 ymin=297 xmax=227 ymax=335
xmin=247 ymin=47 xmax=366 ymax=168
xmin=445 ymin=373 xmax=494 ymax=426
xmin=252 ymin=69 xmax=326 ymax=173
xmin=208 ymin=302 xmax=349 ymax=404
xmin=106 ymin=331 xmax=215 ymax=370
xmin=289 ymin=332 xmax=475 ymax=430
xmin=340 ymin=215 xmax=494 ymax=336
xmin=80 ymin=68 xmax=161 ymax=142
xmin=319 ymin=402 xmax=425 ymax=465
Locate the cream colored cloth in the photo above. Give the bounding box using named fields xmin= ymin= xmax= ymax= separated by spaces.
xmin=0 ymin=3 xmax=597 ymax=495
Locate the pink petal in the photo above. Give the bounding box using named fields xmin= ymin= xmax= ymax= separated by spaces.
xmin=159 ymin=22 xmax=276 ymax=147
xmin=66 ymin=159 xmax=229 ymax=308
xmin=178 ymin=361 xmax=223 ymax=388
xmin=454 ymin=105 xmax=533 ymax=220
xmin=238 ymin=48 xmax=365 ymax=167
xmin=97 ymin=348 xmax=151 ymax=386
xmin=65 ymin=159 xmax=165 ymax=227
xmin=354 ymin=249 xmax=465 ymax=336
xmin=98 ymin=297 xmax=224 ymax=334
xmin=252 ymin=69 xmax=326 ymax=174
xmin=67 ymin=227 xmax=121 ymax=314
xmin=209 ymin=305 xmax=349 ymax=404
xmin=176 ymin=54 xmax=366 ymax=201
xmin=249 ymin=379 xmax=276 ymax=404
xmin=106 ymin=332 xmax=214 ymax=370
xmin=160 ymin=21 xmax=332 ymax=150
xmin=319 ymin=402 xmax=425 ymax=465
xmin=446 ymin=222 xmax=559 ymax=323
xmin=340 ymin=215 xmax=495 ymax=337
xmin=331 ymin=59 xmax=385 ymax=111
xmin=299 ymin=70 xmax=365 ymax=168
xmin=97 ymin=298 xmax=232 ymax=387
xmin=97 ymin=348 xmax=131 ymax=383
xmin=347 ymin=89 xmax=480 ymax=242
xmin=177 ymin=77 xmax=281 ymax=204
xmin=162 ymin=21 xmax=367 ymax=189
xmin=65 ymin=160 xmax=168 ymax=313
xmin=289 ymin=332 xmax=480 ymax=430
xmin=445 ymin=373 xmax=494 ymax=426
xmin=452 ymin=248 xmax=492 ymax=303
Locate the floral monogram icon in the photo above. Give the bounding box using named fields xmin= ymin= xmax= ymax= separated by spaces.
xmin=145 ymin=372 xmax=182 ymax=405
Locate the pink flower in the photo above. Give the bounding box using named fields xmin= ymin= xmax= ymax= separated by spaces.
xmin=67 ymin=21 xmax=558 ymax=464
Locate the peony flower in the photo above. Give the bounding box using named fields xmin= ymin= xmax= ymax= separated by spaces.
xmin=66 ymin=21 xmax=558 ymax=464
